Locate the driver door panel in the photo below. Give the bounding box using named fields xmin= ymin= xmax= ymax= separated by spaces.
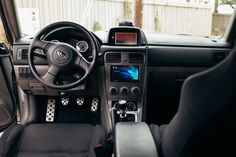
xmin=0 ymin=44 xmax=17 ymax=131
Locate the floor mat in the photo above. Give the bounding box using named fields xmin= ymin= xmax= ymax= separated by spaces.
xmin=36 ymin=96 xmax=101 ymax=125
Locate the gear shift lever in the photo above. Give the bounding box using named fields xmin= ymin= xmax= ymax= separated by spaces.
xmin=113 ymin=100 xmax=127 ymax=118
xmin=113 ymin=100 xmax=127 ymax=110
xmin=119 ymin=110 xmax=127 ymax=118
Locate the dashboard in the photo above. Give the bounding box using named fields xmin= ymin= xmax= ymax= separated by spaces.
xmin=12 ymin=24 xmax=231 ymax=125
xmin=12 ymin=25 xmax=148 ymax=125
xmin=13 ymin=26 xmax=147 ymax=93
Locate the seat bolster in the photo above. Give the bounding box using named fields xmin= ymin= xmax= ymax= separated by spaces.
xmin=150 ymin=124 xmax=168 ymax=150
xmin=96 ymin=124 xmax=106 ymax=145
xmin=150 ymin=124 xmax=161 ymax=149
xmin=0 ymin=125 xmax=25 ymax=157
xmin=88 ymin=125 xmax=106 ymax=157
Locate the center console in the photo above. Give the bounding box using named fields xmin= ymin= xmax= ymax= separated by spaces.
xmin=115 ymin=122 xmax=158 ymax=157
xmin=104 ymin=26 xmax=148 ymax=124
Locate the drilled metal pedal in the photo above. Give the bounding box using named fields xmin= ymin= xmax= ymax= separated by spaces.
xmin=91 ymin=97 xmax=99 ymax=112
xmin=61 ymin=97 xmax=69 ymax=105
xmin=46 ymin=99 xmax=56 ymax=122
xmin=76 ymin=97 xmax=85 ymax=106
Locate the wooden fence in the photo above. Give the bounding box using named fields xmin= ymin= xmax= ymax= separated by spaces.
xmin=212 ymin=13 xmax=231 ymax=37
xmin=13 ymin=0 xmax=227 ymax=37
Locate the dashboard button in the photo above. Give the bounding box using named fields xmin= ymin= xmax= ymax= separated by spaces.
xmin=109 ymin=87 xmax=118 ymax=95
xmin=131 ymin=87 xmax=141 ymax=96
xmin=122 ymin=54 xmax=128 ymax=62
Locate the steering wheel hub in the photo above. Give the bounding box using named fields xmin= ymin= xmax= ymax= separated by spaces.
xmin=52 ymin=47 xmax=72 ymax=65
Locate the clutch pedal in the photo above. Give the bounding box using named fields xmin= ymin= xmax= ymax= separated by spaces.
xmin=46 ymin=99 xmax=56 ymax=122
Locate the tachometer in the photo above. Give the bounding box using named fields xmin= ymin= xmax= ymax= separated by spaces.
xmin=76 ymin=41 xmax=89 ymax=53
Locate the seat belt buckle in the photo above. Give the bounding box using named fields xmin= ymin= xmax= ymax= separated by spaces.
xmin=94 ymin=144 xmax=106 ymax=157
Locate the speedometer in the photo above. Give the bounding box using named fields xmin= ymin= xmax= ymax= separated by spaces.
xmin=76 ymin=41 xmax=89 ymax=53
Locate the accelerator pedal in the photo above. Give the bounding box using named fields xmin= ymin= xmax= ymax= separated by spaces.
xmin=91 ymin=97 xmax=99 ymax=112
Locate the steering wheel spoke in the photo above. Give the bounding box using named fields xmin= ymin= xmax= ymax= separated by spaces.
xmin=33 ymin=39 xmax=51 ymax=50
xmin=33 ymin=49 xmax=47 ymax=59
xmin=79 ymin=56 xmax=91 ymax=74
xmin=33 ymin=39 xmax=58 ymax=54
xmin=41 ymin=65 xmax=60 ymax=84
xmin=42 ymin=72 xmax=56 ymax=85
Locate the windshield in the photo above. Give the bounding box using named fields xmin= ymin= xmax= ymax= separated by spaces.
xmin=14 ymin=0 xmax=236 ymax=38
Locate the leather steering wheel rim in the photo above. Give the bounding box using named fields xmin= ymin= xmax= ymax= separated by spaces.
xmin=28 ymin=21 xmax=97 ymax=90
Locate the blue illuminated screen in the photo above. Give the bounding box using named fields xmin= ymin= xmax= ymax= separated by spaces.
xmin=111 ymin=66 xmax=139 ymax=82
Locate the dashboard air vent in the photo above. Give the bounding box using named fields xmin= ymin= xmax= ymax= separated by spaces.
xmin=213 ymin=52 xmax=226 ymax=64
xmin=129 ymin=53 xmax=144 ymax=63
xmin=17 ymin=48 xmax=29 ymax=60
xmin=106 ymin=53 xmax=121 ymax=63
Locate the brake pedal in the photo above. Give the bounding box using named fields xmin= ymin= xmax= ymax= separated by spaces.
xmin=91 ymin=97 xmax=99 ymax=112
xmin=61 ymin=96 xmax=69 ymax=105
xmin=46 ymin=99 xmax=56 ymax=122
xmin=76 ymin=97 xmax=85 ymax=106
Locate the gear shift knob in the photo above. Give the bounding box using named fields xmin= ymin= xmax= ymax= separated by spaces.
xmin=118 ymin=100 xmax=127 ymax=105
xmin=113 ymin=100 xmax=127 ymax=110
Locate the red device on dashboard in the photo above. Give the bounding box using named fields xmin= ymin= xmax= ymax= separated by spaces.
xmin=115 ymin=33 xmax=137 ymax=45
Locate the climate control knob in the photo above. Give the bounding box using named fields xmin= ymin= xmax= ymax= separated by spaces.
xmin=120 ymin=87 xmax=129 ymax=95
xmin=109 ymin=87 xmax=118 ymax=95
xmin=131 ymin=87 xmax=141 ymax=96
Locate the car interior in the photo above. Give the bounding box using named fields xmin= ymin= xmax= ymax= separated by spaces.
xmin=0 ymin=0 xmax=236 ymax=157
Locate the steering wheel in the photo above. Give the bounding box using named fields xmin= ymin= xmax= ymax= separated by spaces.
xmin=28 ymin=22 xmax=97 ymax=90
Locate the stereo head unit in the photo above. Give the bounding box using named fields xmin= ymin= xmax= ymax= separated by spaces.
xmin=111 ymin=65 xmax=139 ymax=82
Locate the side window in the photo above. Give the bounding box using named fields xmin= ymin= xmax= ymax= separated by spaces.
xmin=0 ymin=18 xmax=8 ymax=45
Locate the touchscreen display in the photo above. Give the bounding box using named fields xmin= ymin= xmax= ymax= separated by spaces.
xmin=111 ymin=66 xmax=139 ymax=82
xmin=115 ymin=33 xmax=137 ymax=45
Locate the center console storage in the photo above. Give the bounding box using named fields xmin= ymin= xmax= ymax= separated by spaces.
xmin=115 ymin=122 xmax=158 ymax=157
